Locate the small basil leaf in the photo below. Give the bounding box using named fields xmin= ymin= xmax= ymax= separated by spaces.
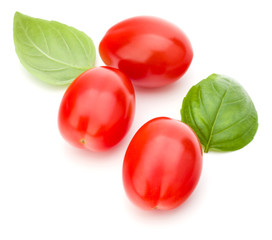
xmin=13 ymin=12 xmax=96 ymax=85
xmin=181 ymin=74 xmax=258 ymax=153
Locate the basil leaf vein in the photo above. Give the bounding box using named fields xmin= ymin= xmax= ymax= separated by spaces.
xmin=181 ymin=74 xmax=258 ymax=153
xmin=13 ymin=12 xmax=96 ymax=85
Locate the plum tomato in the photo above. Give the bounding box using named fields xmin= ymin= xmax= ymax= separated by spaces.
xmin=58 ymin=66 xmax=135 ymax=152
xmin=122 ymin=117 xmax=203 ymax=210
xmin=99 ymin=16 xmax=193 ymax=88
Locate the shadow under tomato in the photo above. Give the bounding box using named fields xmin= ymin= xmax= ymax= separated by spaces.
xmin=123 ymin=179 xmax=205 ymax=221
xmin=134 ymin=70 xmax=192 ymax=94
xmin=59 ymin=125 xmax=135 ymax=164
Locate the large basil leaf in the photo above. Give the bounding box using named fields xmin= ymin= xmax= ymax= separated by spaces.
xmin=181 ymin=74 xmax=258 ymax=153
xmin=13 ymin=12 xmax=96 ymax=85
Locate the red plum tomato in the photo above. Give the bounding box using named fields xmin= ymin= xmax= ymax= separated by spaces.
xmin=122 ymin=117 xmax=202 ymax=210
xmin=99 ymin=16 xmax=193 ymax=88
xmin=58 ymin=66 xmax=135 ymax=152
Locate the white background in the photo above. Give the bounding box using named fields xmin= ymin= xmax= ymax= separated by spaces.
xmin=1 ymin=0 xmax=272 ymax=239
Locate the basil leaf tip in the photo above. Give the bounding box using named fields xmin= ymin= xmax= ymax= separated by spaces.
xmin=181 ymin=73 xmax=258 ymax=153
xmin=13 ymin=12 xmax=96 ymax=85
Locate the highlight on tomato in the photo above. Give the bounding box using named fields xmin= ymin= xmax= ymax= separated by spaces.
xmin=99 ymin=16 xmax=193 ymax=88
xmin=122 ymin=117 xmax=203 ymax=210
xmin=58 ymin=66 xmax=135 ymax=152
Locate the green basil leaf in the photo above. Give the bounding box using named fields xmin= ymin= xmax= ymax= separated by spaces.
xmin=181 ymin=74 xmax=258 ymax=153
xmin=13 ymin=12 xmax=96 ymax=85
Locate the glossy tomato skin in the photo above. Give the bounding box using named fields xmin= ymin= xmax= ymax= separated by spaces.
xmin=99 ymin=16 xmax=193 ymax=88
xmin=123 ymin=117 xmax=202 ymax=210
xmin=58 ymin=66 xmax=135 ymax=152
